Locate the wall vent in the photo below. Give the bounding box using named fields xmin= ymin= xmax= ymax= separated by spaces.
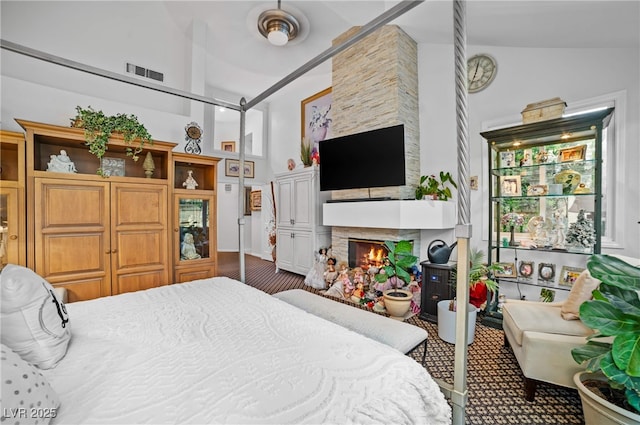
xmin=126 ymin=63 xmax=164 ymax=82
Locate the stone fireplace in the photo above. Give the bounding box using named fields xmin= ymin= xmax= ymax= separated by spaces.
xmin=332 ymin=226 xmax=420 ymax=269
xmin=327 ymin=25 xmax=421 ymax=262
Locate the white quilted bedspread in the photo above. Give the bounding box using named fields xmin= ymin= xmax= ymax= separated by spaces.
xmin=44 ymin=277 xmax=451 ymax=424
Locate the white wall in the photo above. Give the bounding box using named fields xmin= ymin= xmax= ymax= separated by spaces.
xmin=2 ymin=2 xmax=638 ymax=275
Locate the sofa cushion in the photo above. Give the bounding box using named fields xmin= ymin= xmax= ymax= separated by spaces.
xmin=560 ymin=269 xmax=601 ymax=320
xmin=503 ymin=302 xmax=593 ymax=346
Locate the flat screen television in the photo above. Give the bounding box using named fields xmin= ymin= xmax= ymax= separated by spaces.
xmin=319 ymin=124 xmax=406 ymax=192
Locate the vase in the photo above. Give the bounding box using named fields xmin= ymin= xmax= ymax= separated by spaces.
xmin=382 ymin=289 xmax=413 ymax=320
xmin=509 ymin=226 xmax=518 ymax=246
xmin=311 ymin=126 xmax=328 ymax=143
xmin=574 ymin=371 xmax=640 ymax=425
xmin=437 ymin=300 xmax=477 ymax=345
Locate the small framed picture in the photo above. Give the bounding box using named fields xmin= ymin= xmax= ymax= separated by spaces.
xmin=559 ymin=266 xmax=585 ymax=287
xmin=495 ymin=262 xmax=517 ymax=278
xmin=538 ymin=263 xmax=556 ymax=282
xmin=101 ymin=157 xmax=126 ymax=177
xmin=540 ymin=288 xmax=556 ymax=302
xmin=225 ymin=159 xmax=255 ymax=178
xmin=519 ymin=149 xmax=533 ymax=166
xmin=499 ymin=175 xmax=522 ymax=197
xmin=527 ymin=184 xmax=548 ymax=196
xmin=250 ymin=190 xmax=262 ymax=211
xmin=518 ymin=260 xmax=535 ymax=279
xmin=559 ymin=144 xmax=586 ymax=162
xmin=221 ymin=141 xmax=236 ymax=152
xmin=500 ymin=151 xmax=516 ymax=168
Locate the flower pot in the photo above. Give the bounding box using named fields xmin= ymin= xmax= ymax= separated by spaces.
xmin=574 ymin=371 xmax=640 ymax=425
xmin=437 ymin=300 xmax=477 ymax=345
xmin=383 ymin=289 xmax=413 ymax=320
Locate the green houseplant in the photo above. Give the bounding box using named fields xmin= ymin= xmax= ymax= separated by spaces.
xmin=415 ymin=171 xmax=458 ymax=200
xmin=71 ymin=106 xmax=153 ymax=175
xmin=451 ymin=248 xmax=501 ymax=309
xmin=571 ymin=254 xmax=640 ymax=422
xmin=374 ymin=240 xmax=418 ymax=319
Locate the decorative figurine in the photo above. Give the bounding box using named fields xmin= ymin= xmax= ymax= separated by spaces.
xmin=323 ymin=257 xmax=338 ymax=287
xmin=304 ymin=247 xmax=329 ymax=289
xmin=143 ymin=151 xmax=155 ymax=178
xmin=287 ymin=158 xmax=296 ymax=171
xmin=47 ymin=149 xmax=77 ymax=173
xmin=183 ymin=170 xmax=198 ymax=190
xmin=181 ymin=233 xmax=201 ymax=260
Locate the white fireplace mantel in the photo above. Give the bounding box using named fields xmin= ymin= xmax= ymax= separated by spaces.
xmin=323 ymin=200 xmax=457 ymax=230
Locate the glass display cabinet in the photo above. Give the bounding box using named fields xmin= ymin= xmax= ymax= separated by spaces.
xmin=0 ymin=131 xmax=26 ymax=267
xmin=172 ymin=153 xmax=220 ymax=283
xmin=481 ymin=107 xmax=614 ymax=296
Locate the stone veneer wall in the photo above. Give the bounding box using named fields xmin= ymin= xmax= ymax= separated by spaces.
xmin=331 ymin=25 xmax=419 ymax=201
xmin=329 ymin=25 xmax=420 ymax=262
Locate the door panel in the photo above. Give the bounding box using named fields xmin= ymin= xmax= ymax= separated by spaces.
xmin=35 ymin=178 xmax=110 ymax=298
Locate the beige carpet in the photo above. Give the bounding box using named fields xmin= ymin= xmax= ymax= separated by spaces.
xmin=218 ymin=252 xmax=584 ymax=425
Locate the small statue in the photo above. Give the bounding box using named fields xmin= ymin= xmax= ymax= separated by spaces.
xmin=47 ymin=149 xmax=77 ymax=173
xmin=287 ymin=158 xmax=296 ymax=171
xmin=181 ymin=233 xmax=201 ymax=260
xmin=143 ymin=152 xmax=155 ymax=178
xmin=351 ymin=282 xmax=365 ymax=303
xmin=183 ymin=170 xmax=198 ymax=190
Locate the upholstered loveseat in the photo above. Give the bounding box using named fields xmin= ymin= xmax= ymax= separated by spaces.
xmin=502 ymin=255 xmax=639 ymax=401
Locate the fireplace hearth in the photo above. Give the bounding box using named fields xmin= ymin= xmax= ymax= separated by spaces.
xmin=348 ymin=239 xmax=388 ymax=271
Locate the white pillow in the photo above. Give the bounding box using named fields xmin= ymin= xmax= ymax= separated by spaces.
xmin=1 ymin=343 xmax=61 ymax=424
xmin=1 ymin=265 xmax=70 ymax=369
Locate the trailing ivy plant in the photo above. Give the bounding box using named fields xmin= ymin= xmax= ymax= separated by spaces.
xmin=71 ymin=106 xmax=153 ymax=175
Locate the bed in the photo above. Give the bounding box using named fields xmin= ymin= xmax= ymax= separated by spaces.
xmin=1 ymin=265 xmax=451 ymax=425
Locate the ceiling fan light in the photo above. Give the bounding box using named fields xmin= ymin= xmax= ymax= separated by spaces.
xmin=267 ymin=21 xmax=290 ymax=46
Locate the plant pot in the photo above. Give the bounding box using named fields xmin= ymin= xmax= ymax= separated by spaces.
xmin=383 ymin=289 xmax=413 ymax=320
xmin=437 ymin=300 xmax=477 ymax=345
xmin=574 ymin=371 xmax=640 ymax=425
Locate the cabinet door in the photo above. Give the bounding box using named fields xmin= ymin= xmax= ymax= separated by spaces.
xmin=0 ymin=188 xmax=21 ymax=266
xmin=292 ymin=231 xmax=313 ymax=274
xmin=111 ymin=183 xmax=168 ymax=295
xmin=292 ymin=175 xmax=312 ymax=228
xmin=277 ymin=177 xmax=293 ymax=227
xmin=276 ymin=228 xmax=294 ymax=272
xmin=34 ymin=178 xmax=111 ymax=302
xmin=173 ymin=194 xmax=216 ymax=282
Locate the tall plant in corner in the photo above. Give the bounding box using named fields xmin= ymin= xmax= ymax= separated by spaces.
xmin=72 ymin=106 xmax=153 ymax=175
xmin=571 ymin=254 xmax=640 ymax=415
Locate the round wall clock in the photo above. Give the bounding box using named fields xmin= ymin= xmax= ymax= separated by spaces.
xmin=467 ymin=54 xmax=497 ymax=93
xmin=184 ymin=122 xmax=202 ymax=155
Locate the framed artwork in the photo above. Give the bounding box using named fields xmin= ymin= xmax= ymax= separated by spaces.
xmin=221 ymin=141 xmax=236 ymax=152
xmin=527 ymin=184 xmax=548 ymax=196
xmin=495 ymin=262 xmax=517 ymax=278
xmin=559 ymin=266 xmax=584 ymax=287
xmin=538 ymin=263 xmax=556 ymax=282
xmin=225 ymin=159 xmax=255 ymax=178
xmin=500 ymin=151 xmax=516 ymax=168
xmin=518 ymin=260 xmax=535 ymax=279
xmin=499 ymin=175 xmax=522 ymax=197
xmin=301 ymin=87 xmax=332 ymax=150
xmin=101 ymin=157 xmax=126 ymax=177
xmin=559 ymin=144 xmax=586 ymax=162
xmin=250 ymin=190 xmax=262 ymax=211
xmin=519 ymin=149 xmax=533 ymax=166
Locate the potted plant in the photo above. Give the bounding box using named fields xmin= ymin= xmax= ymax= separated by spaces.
xmin=300 ymin=137 xmax=313 ymax=167
xmin=374 ymin=240 xmax=418 ymax=319
xmin=571 ymin=254 xmax=640 ymax=425
xmin=71 ymin=106 xmax=153 ymax=175
xmin=415 ymin=171 xmax=457 ymax=200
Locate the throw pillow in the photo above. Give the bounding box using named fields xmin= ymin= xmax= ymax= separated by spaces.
xmin=0 ymin=343 xmax=61 ymax=424
xmin=0 ymin=264 xmax=70 ymax=369
xmin=560 ymin=269 xmax=600 ymax=320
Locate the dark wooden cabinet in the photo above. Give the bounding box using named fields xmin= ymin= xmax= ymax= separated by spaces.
xmin=419 ymin=261 xmax=454 ymax=322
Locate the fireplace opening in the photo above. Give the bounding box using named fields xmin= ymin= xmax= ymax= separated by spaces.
xmin=348 ymin=239 xmax=389 ymax=271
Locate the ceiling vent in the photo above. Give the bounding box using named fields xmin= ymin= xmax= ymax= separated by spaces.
xmin=126 ymin=63 xmax=164 ymax=82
